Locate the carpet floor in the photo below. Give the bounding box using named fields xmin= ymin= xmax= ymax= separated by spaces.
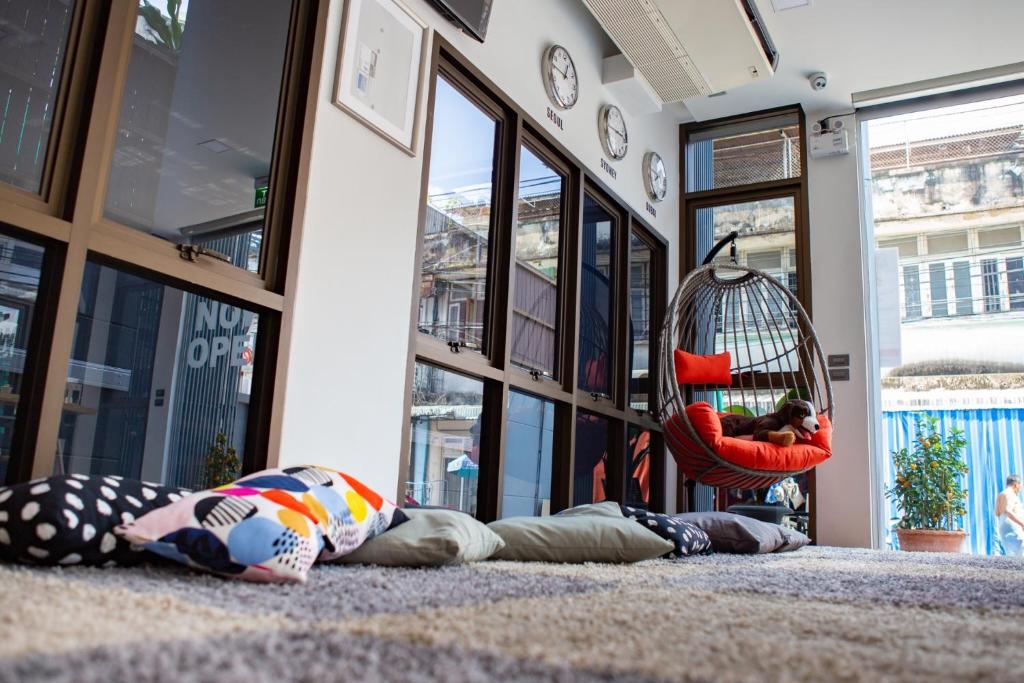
xmin=1 ymin=546 xmax=1023 ymax=682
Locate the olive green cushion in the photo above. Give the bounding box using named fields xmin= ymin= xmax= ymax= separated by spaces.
xmin=336 ymin=508 xmax=505 ymax=566
xmin=487 ymin=514 xmax=673 ymax=563
xmin=554 ymin=501 xmax=626 ymax=519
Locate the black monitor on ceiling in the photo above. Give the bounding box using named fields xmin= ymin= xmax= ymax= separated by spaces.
xmin=427 ymin=0 xmax=493 ymax=43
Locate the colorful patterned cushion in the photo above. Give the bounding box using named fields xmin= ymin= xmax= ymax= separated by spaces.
xmin=116 ymin=465 xmax=404 ymax=582
xmin=0 ymin=475 xmax=191 ymax=567
xmin=620 ymin=505 xmax=713 ymax=558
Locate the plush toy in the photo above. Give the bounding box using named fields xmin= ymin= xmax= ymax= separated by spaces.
xmin=719 ymin=400 xmax=820 ymax=447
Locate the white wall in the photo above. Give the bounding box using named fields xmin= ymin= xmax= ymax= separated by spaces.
xmin=804 ymin=113 xmax=877 ymax=547
xmin=277 ymin=0 xmax=681 ymax=501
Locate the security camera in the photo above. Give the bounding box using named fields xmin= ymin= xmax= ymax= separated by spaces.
xmin=809 ymin=72 xmax=828 ymax=91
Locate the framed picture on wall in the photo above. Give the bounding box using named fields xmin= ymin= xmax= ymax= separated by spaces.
xmin=334 ymin=0 xmax=429 ymax=156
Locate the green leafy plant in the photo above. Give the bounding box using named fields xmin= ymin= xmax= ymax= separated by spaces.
xmin=138 ymin=0 xmax=184 ymax=53
xmin=203 ymin=432 xmax=240 ymax=489
xmin=885 ymin=414 xmax=968 ymax=530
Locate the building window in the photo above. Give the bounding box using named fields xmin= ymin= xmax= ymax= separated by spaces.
xmin=929 ymin=262 xmax=949 ymax=316
xmin=573 ymin=411 xmax=610 ymax=506
xmin=0 ymin=0 xmax=76 ymax=193
xmin=417 ymin=76 xmax=498 ymax=351
xmin=629 ymin=234 xmax=652 ymax=411
xmin=927 ymin=232 xmax=969 ymax=255
xmin=501 ymin=391 xmax=554 ymax=518
xmin=878 ymin=237 xmax=919 ymax=258
xmin=104 ymin=0 xmax=296 ymax=274
xmin=406 ymin=362 xmax=483 ymax=514
xmin=982 ymin=259 xmax=1002 ymax=312
xmin=953 ymin=260 xmax=973 ymax=315
xmin=684 ymin=113 xmax=801 ymax=193
xmin=977 ymin=226 xmax=1021 ymax=250
xmin=904 ymin=265 xmax=923 ymax=319
xmin=1008 ymin=257 xmax=1024 ymax=311
xmin=511 ymin=146 xmax=563 ymax=377
xmin=59 ymin=261 xmax=259 ymax=488
xmin=578 ymin=195 xmax=616 ymax=397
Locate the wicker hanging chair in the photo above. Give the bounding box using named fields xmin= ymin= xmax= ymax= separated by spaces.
xmin=658 ymin=232 xmax=835 ymax=490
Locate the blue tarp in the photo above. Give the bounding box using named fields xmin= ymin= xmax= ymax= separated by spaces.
xmin=882 ymin=409 xmax=1024 ymax=555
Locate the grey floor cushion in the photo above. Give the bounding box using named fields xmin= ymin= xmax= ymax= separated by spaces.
xmin=335 ymin=508 xmax=505 ymax=566
xmin=677 ymin=511 xmax=810 ymax=553
xmin=488 ymin=514 xmax=673 ymax=563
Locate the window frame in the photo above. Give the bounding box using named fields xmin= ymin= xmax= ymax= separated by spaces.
xmin=678 ymin=105 xmax=814 ymax=532
xmin=0 ymin=0 xmax=327 ymax=484
xmin=401 ymin=38 xmax=669 ymax=520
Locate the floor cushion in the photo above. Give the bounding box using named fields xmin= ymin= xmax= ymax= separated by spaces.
xmin=666 ymin=402 xmax=832 ymax=476
xmin=335 ymin=508 xmax=504 ymax=566
xmin=488 ymin=515 xmax=673 ymax=563
xmin=554 ymin=501 xmax=626 ymax=519
xmin=0 ymin=475 xmax=190 ymax=566
xmin=116 ymin=465 xmax=404 ymax=582
xmin=677 ymin=511 xmax=810 ymax=554
xmin=621 ymin=505 xmax=713 ymax=558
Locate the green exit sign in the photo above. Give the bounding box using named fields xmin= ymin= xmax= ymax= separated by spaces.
xmin=254 ymin=186 xmax=268 ymax=208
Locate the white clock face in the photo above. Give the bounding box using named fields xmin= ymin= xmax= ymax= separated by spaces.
xmin=543 ymin=45 xmax=578 ymax=109
xmin=644 ymin=152 xmax=668 ymax=202
xmin=600 ymin=105 xmax=628 ymax=160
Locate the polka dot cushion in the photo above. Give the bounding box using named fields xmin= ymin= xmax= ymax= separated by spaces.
xmin=620 ymin=505 xmax=713 ymax=559
xmin=0 ymin=475 xmax=191 ymax=567
xmin=116 ymin=465 xmax=406 ymax=583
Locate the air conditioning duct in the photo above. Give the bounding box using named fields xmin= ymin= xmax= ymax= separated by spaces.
xmin=581 ymin=0 xmax=779 ymax=104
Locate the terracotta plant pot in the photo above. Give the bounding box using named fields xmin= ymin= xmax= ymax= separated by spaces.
xmin=895 ymin=528 xmax=967 ymax=553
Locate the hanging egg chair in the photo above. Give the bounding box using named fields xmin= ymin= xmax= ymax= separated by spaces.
xmin=658 ymin=232 xmax=835 ymax=490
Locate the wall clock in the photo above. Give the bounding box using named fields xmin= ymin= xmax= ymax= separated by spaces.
xmin=542 ymin=44 xmax=578 ymax=109
xmin=643 ymin=151 xmax=667 ymax=202
xmin=599 ymin=104 xmax=628 ymax=160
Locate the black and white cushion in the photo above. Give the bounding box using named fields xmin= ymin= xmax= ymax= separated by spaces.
xmin=620 ymin=505 xmax=713 ymax=559
xmin=0 ymin=475 xmax=190 ymax=566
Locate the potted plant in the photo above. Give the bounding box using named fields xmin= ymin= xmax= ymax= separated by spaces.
xmin=885 ymin=415 xmax=969 ymax=552
xmin=203 ymin=432 xmax=240 ymax=489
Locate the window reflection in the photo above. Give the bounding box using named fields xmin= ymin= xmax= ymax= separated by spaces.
xmin=511 ymin=147 xmax=562 ymax=376
xmin=578 ymin=196 xmax=615 ymax=395
xmin=105 ymin=0 xmax=294 ymax=273
xmin=59 ymin=262 xmax=259 ymax=489
xmin=629 ymin=234 xmax=652 ymax=410
xmin=624 ymin=426 xmax=651 ymax=509
xmin=0 ymin=234 xmax=44 ymax=482
xmin=417 ymin=77 xmax=497 ymax=351
xmin=0 ymin=0 xmax=75 ymax=193
xmin=573 ymin=410 xmax=608 ymax=506
xmin=406 ymin=362 xmax=483 ymax=515
xmin=501 ymin=391 xmax=553 ymax=517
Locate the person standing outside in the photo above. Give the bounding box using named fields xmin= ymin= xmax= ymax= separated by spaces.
xmin=996 ymin=475 xmax=1024 ymax=557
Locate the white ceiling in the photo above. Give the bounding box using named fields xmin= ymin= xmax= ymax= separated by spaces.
xmin=679 ymin=0 xmax=1024 ymax=122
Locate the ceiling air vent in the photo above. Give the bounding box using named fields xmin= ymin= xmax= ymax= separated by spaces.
xmin=581 ymin=0 xmax=778 ymax=104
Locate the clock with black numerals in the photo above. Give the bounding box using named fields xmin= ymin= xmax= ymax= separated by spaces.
xmin=542 ymin=44 xmax=578 ymax=110
xmin=599 ymin=104 xmax=628 ymax=160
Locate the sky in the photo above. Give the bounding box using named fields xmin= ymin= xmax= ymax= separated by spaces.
xmin=868 ymin=94 xmax=1024 ymax=148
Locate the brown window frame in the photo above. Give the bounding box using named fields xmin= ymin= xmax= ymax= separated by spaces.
xmin=0 ymin=0 xmax=328 ymax=485
xmin=401 ymin=38 xmax=669 ymax=520
xmin=677 ymin=105 xmax=815 ymax=532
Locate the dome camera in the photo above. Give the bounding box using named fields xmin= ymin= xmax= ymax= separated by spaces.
xmin=809 ymin=72 xmax=828 ymax=91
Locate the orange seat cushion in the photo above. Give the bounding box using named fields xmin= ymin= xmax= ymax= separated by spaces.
xmin=671 ymin=402 xmax=832 ymax=473
xmin=674 ymin=350 xmax=732 ymax=386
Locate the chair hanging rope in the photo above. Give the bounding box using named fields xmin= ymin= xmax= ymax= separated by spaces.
xmin=658 ymin=233 xmax=835 ymax=490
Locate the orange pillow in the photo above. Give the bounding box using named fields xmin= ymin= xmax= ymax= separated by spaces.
xmin=674 ymin=349 xmax=732 ymax=386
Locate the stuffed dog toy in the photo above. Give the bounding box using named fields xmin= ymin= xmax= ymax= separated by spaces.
xmin=719 ymin=400 xmax=820 ymax=447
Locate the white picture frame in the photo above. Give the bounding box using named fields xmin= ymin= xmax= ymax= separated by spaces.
xmin=334 ymin=0 xmax=428 ymax=156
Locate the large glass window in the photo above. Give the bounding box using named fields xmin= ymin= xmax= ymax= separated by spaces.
xmin=0 ymin=233 xmax=44 ymax=483
xmin=629 ymin=234 xmax=652 ymax=411
xmin=624 ymin=425 xmax=651 ymax=509
xmin=929 ymin=262 xmax=949 ymax=317
xmin=406 ymin=362 xmax=483 ymax=515
xmin=685 ymin=113 xmax=801 ymax=193
xmin=59 ymin=261 xmax=259 ymax=488
xmin=501 ymin=391 xmax=553 ymax=518
xmin=104 ymin=0 xmax=294 ymax=273
xmin=0 ymin=0 xmax=76 ymax=193
xmin=579 ymin=196 xmax=615 ymax=396
xmin=573 ymin=410 xmax=609 ymax=506
xmin=417 ymin=76 xmax=498 ymax=351
xmin=1009 ymin=257 xmax=1024 ymax=311
xmin=511 ymin=146 xmax=562 ymax=377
